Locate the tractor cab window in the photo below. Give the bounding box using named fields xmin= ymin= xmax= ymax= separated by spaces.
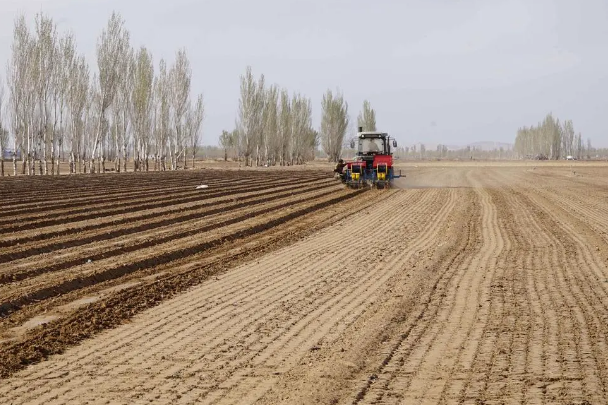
xmin=359 ymin=138 xmax=385 ymax=154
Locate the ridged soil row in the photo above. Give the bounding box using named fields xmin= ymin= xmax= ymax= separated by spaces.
xmin=448 ymin=179 xmax=541 ymax=405
xmin=0 ymin=190 xmax=450 ymax=404
xmin=501 ymin=169 xmax=608 ymax=242
xmin=0 ymin=178 xmax=327 ymax=253
xmin=0 ymin=173 xmax=251 ymax=219
xmin=461 ymin=168 xmax=607 ymax=404
xmin=455 ymin=182 xmax=549 ymax=405
xmin=0 ymin=175 xmax=328 ymax=233
xmin=0 ymin=183 xmax=348 ymax=319
xmin=492 ymin=191 xmax=589 ymax=403
xmin=0 ymin=176 xmax=277 ymax=226
xmin=0 ymin=169 xmax=248 ymax=204
xmin=257 ymin=186 xmax=472 ymax=405
xmin=0 ymin=180 xmax=336 ymax=279
xmin=353 ymin=174 xmax=501 ymax=404
xmin=0 ymin=185 xmax=368 ymax=378
xmin=0 ymin=166 xmax=296 ymax=194
xmin=510 ymin=185 xmax=608 ymax=403
xmin=529 ymin=185 xmax=608 ymax=243
xmin=0 ymin=171 xmax=330 ymax=225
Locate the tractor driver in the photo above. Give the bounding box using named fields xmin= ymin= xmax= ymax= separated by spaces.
xmin=334 ymin=159 xmax=347 ymax=182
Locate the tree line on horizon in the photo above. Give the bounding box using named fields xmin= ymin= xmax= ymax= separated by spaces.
xmin=0 ymin=12 xmax=204 ymax=177
xmin=3 ymin=12 xmax=604 ymax=177
xmin=514 ymin=113 xmax=595 ymax=160
xmin=218 ymin=70 xmax=378 ymax=166
xmin=0 ymin=11 xmax=381 ymax=176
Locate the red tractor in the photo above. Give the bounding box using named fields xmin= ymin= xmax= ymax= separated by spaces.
xmin=339 ymin=127 xmax=402 ymax=189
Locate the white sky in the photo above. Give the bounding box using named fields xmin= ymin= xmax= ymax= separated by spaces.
xmin=1 ymin=0 xmax=607 ymax=147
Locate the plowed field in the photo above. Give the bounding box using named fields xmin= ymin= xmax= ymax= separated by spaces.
xmin=1 ymin=163 xmax=608 ymax=404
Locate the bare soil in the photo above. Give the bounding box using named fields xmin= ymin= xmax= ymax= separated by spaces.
xmin=1 ymin=162 xmax=608 ymax=404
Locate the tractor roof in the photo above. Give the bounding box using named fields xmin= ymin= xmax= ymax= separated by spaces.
xmin=358 ymin=132 xmax=388 ymax=138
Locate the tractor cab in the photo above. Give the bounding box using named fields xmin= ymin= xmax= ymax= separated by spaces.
xmin=350 ymin=130 xmax=397 ymax=170
xmin=343 ymin=127 xmax=402 ymax=189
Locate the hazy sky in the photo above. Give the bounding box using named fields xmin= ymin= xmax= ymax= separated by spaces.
xmin=1 ymin=0 xmax=607 ymax=147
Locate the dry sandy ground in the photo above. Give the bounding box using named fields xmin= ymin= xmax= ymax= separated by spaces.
xmin=1 ymin=163 xmax=608 ymax=404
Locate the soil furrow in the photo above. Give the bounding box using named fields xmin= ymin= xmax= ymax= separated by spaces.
xmin=0 ymin=180 xmax=335 ymax=274
xmin=0 ymin=185 xmax=349 ymax=318
xmin=0 ymin=184 xmax=366 ymax=378
xmin=0 ymin=177 xmax=330 ymax=233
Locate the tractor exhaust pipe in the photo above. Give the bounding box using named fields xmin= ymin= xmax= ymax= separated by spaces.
xmin=358 ymin=126 xmax=363 ymax=133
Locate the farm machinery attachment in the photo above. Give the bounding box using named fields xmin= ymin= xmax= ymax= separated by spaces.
xmin=336 ymin=127 xmax=402 ymax=189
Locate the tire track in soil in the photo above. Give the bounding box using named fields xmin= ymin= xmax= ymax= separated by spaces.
xmin=0 ymin=189 xmax=452 ymax=404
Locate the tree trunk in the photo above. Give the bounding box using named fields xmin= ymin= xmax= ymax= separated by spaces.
xmin=43 ymin=129 xmax=49 ymax=175
xmin=89 ymin=141 xmax=95 ymax=173
xmin=50 ymin=135 xmax=55 ymax=175
xmin=56 ymin=142 xmax=61 ymax=175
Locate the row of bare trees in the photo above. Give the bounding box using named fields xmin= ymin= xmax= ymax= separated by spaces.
xmin=514 ymin=113 xmax=592 ymax=159
xmin=219 ymin=66 xmax=318 ymax=166
xmin=219 ymin=72 xmax=379 ymax=166
xmin=0 ymin=12 xmax=204 ymax=176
